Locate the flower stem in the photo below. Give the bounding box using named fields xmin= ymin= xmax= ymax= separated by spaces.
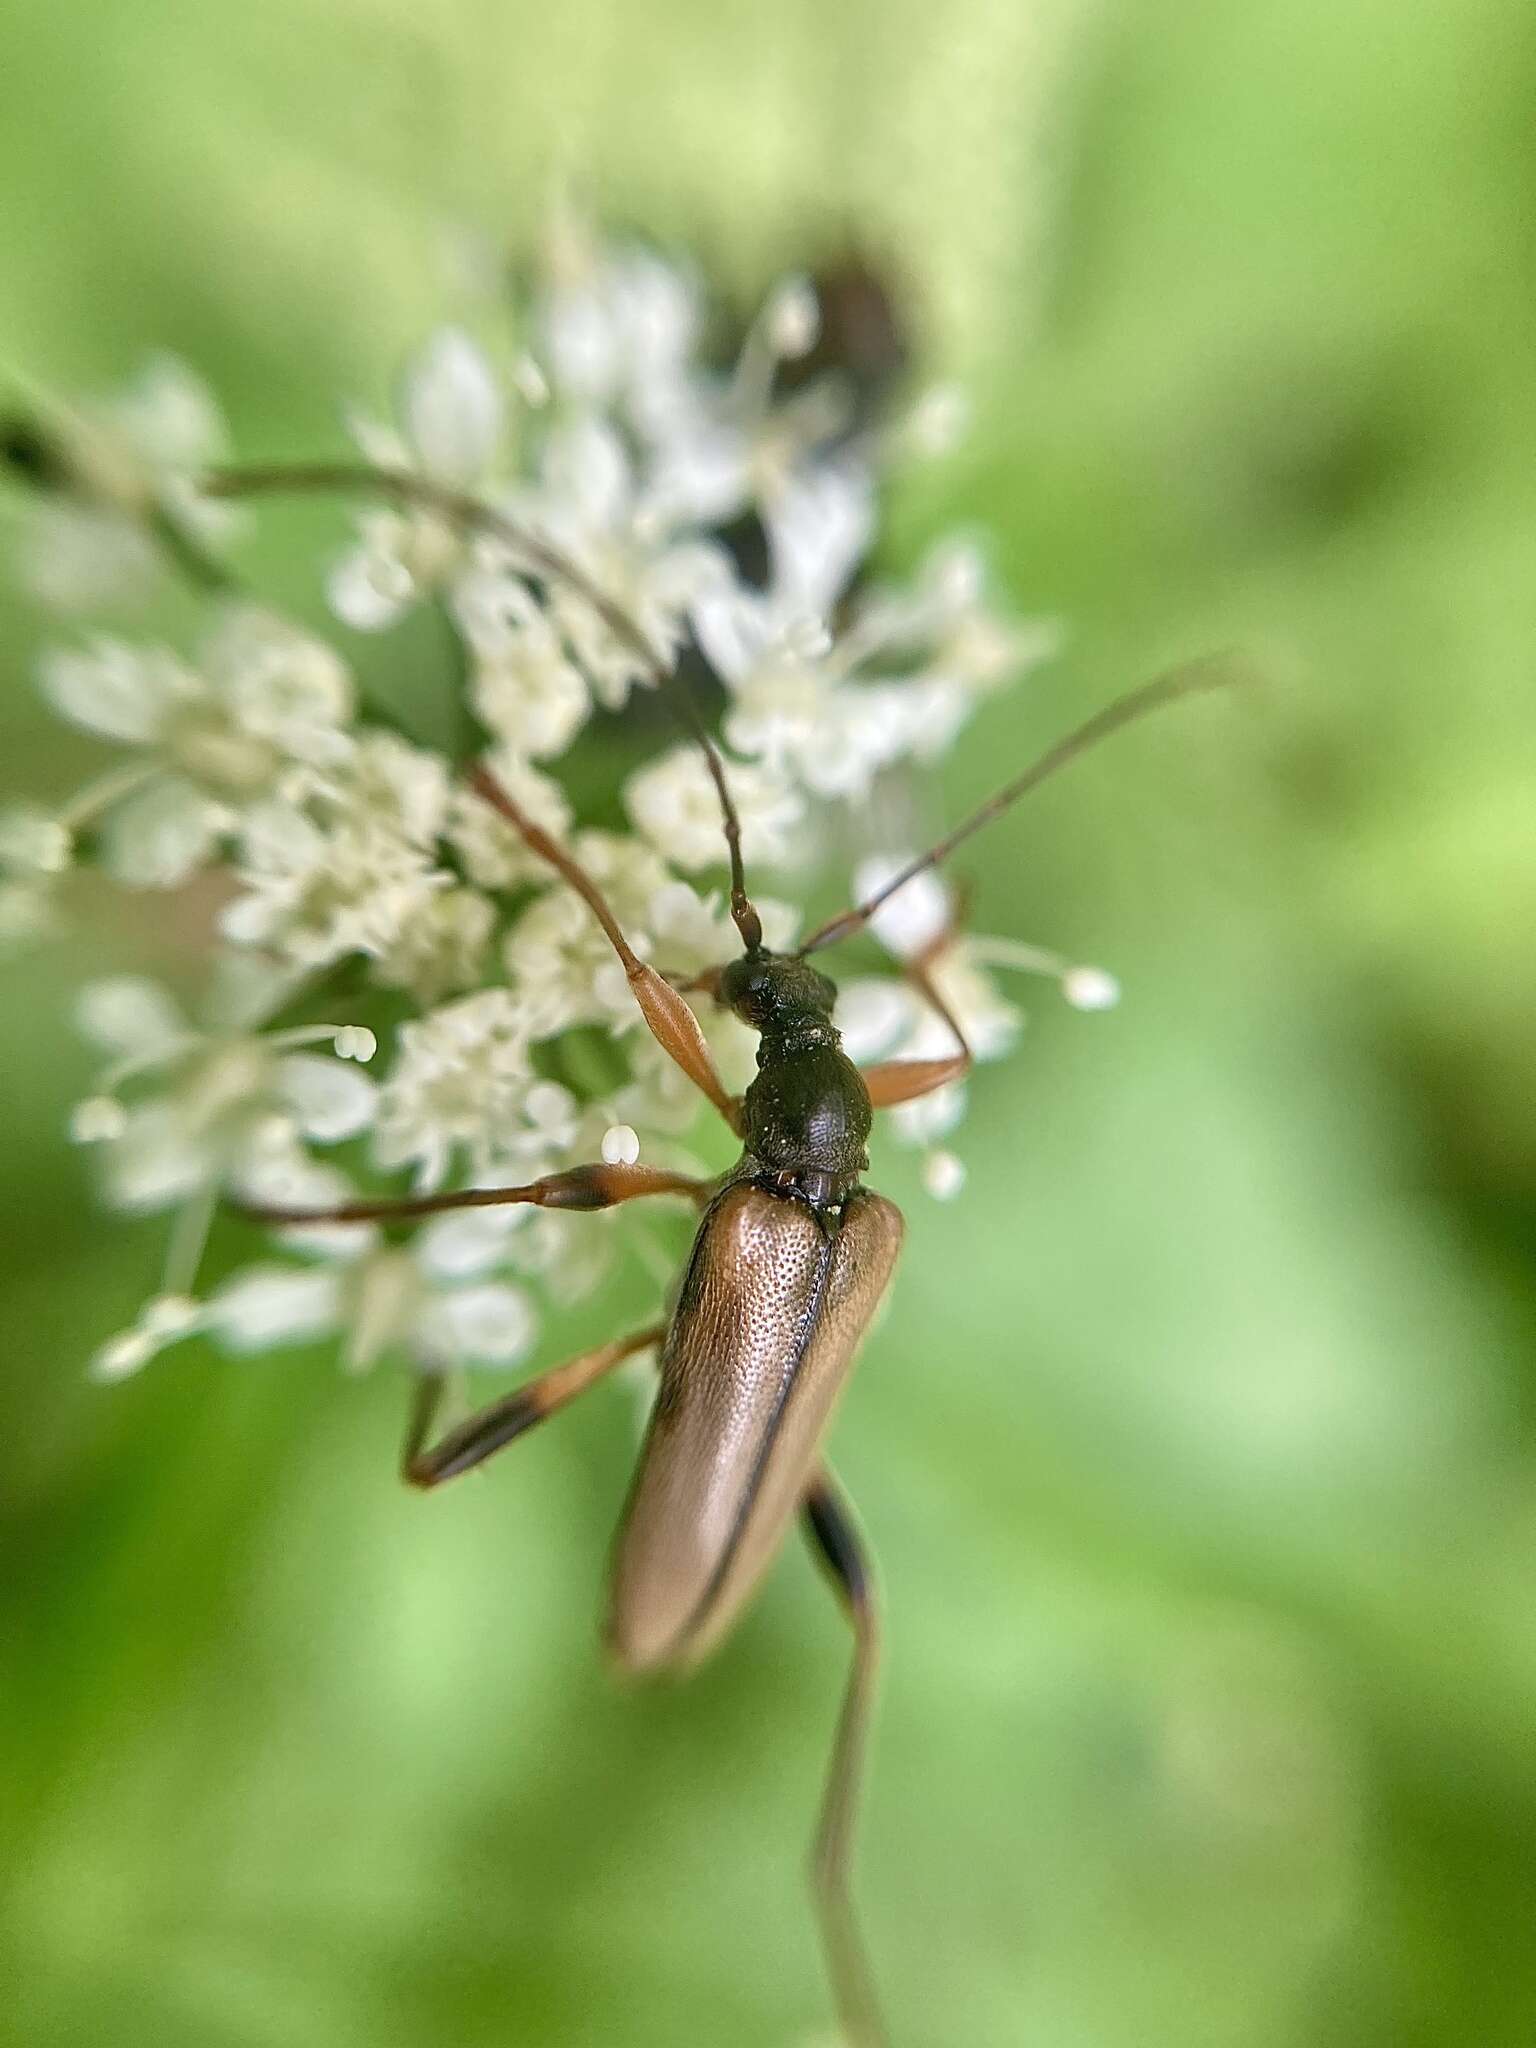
xmin=162 ymin=1184 xmax=217 ymax=1298
xmin=147 ymin=499 xmax=239 ymax=595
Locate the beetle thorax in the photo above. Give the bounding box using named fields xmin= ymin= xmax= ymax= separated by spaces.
xmin=721 ymin=951 xmax=873 ymax=1202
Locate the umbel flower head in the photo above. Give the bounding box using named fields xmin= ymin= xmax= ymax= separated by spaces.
xmin=1 ymin=219 xmax=1120 ymax=1387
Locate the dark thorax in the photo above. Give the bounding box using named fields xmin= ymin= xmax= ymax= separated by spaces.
xmin=719 ymin=952 xmax=873 ymax=1210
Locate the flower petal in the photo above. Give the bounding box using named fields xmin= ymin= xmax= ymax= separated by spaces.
xmin=113 ymin=354 xmax=228 ymax=471
xmin=834 ymin=977 xmax=916 ymax=1063
xmin=276 ymin=1052 xmax=379 ymax=1143
xmin=100 ymin=1101 xmax=209 ymax=1212
xmin=415 ymin=1204 xmax=527 ymax=1280
xmin=100 ymin=777 xmax=226 ymax=888
xmin=208 ymin=1263 xmax=345 ymax=1352
xmin=412 ymin=1281 xmax=536 ymax=1368
xmin=401 ymin=329 xmax=503 ymax=485
xmin=38 ymin=639 xmax=198 ymax=743
xmin=75 ymin=975 xmax=187 ymax=1060
xmin=849 ymin=854 xmax=952 ymax=961
xmin=327 ymin=541 xmax=416 ymax=631
xmin=207 ymin=607 xmax=355 ymax=765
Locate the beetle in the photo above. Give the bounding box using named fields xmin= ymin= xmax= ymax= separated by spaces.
xmin=209 ymin=453 xmax=1232 ymax=2047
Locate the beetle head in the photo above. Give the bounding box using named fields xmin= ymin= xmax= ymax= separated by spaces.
xmin=718 ymin=951 xmax=838 ymax=1033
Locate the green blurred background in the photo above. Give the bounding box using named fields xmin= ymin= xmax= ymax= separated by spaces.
xmin=4 ymin=2 xmax=1536 ymax=2043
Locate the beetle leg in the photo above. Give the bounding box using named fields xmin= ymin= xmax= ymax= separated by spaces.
xmin=403 ymin=1322 xmax=666 ymax=1487
xmin=235 ymin=1161 xmax=716 ymax=1228
xmin=465 ymin=763 xmax=743 ymax=1134
xmin=803 ymin=1465 xmax=889 ymax=2048
xmin=861 ymin=954 xmax=973 ymax=1109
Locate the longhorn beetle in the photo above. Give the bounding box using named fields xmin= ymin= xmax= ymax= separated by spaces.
xmin=205 ymin=455 xmax=1232 ymax=2047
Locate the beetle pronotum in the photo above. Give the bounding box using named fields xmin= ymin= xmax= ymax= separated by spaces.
xmin=204 ymin=457 xmax=1231 ymax=2046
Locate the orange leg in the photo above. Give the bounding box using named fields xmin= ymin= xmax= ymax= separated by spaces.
xmin=237 ymin=1160 xmax=715 ymax=1228
xmin=861 ymin=955 xmax=973 ymax=1110
xmin=467 ymin=763 xmax=742 ymax=1134
xmin=403 ymin=1322 xmax=666 ymax=1487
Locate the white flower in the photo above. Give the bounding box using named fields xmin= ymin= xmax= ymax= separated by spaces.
xmin=37 ymin=608 xmax=355 ymax=888
xmin=0 ymin=803 xmax=72 ymax=877
xmin=99 ymin=777 xmax=231 ymax=888
xmin=520 ymin=415 xmax=730 ymax=709
xmin=374 ymin=885 xmax=496 ymax=1005
xmin=500 ymin=1206 xmax=615 ymax=1308
xmin=327 ymin=520 xmax=429 ymax=631
xmin=911 ymin=945 xmax=1022 ymax=1065
xmin=848 ymin=856 xmax=952 ymax=962
xmin=20 ymin=501 xmax=165 ymax=615
xmin=0 ymin=803 xmax=74 ymax=949
xmin=373 ymin=989 xmax=543 ymax=1190
xmin=690 ymin=479 xmax=1055 ymax=806
xmin=693 ymin=465 xmax=870 ymax=675
xmin=762 ymin=274 xmax=821 ymax=359
xmin=72 ymin=973 xmax=379 ymax=1214
xmin=411 ymin=1277 xmax=536 ymax=1371
xmin=222 ymin=732 xmax=451 ymax=967
xmin=764 ymin=465 xmax=875 ymax=624
xmin=198 ymin=607 xmax=355 ymax=767
xmin=0 ymin=881 xmax=56 ymax=949
xmin=16 ymin=355 xmax=238 ymax=615
xmin=624 ymin=743 xmax=802 ymax=872
xmin=693 ymin=586 xmax=903 ymax=805
xmin=453 ymin=564 xmax=593 ymax=758
xmin=90 ymin=1291 xmax=208 ymax=1381
xmin=901 ymin=383 xmax=972 ymax=459
xmin=415 ymin=1202 xmax=528 ymax=1280
xmin=135 ymin=1210 xmax=540 ymax=1376
xmin=223 ymin=1146 xmax=543 ymax=1373
xmin=112 ymin=355 xmax=231 ymax=478
xmin=688 ymin=469 xmax=925 ymax=803
xmin=76 ymin=974 xmax=191 ymax=1062
xmin=1062 ymin=965 xmax=1121 ymax=1011
xmin=400 ymin=328 xmax=504 ymax=487
xmin=40 ymin=638 xmax=202 ymax=746
xmin=270 ymin=1051 xmax=379 ymax=1143
xmin=8 ymin=217 xmax=1070 ymax=1381
xmin=208 ymin=1264 xmax=348 ymax=1352
xmin=233 ymin=1137 xmax=378 ymax=1261
xmin=70 ymin=1096 xmax=130 ymax=1144
xmin=833 ymin=978 xmax=914 ymax=1064
xmin=501 ymin=830 xmax=675 ymax=1035
xmin=831 ymin=860 xmax=1026 ymax=1160
xmin=643 ymin=877 xmax=796 ymax=976
xmin=328 ymin=328 xmax=505 ymax=630
xmin=631 ymin=270 xmax=857 ymax=531
xmin=922 ymin=1149 xmax=967 ymax=1201
xmin=446 ymin=752 xmax=572 ymax=891
xmin=536 ymin=233 xmax=703 ymax=420
xmin=889 ymin=1076 xmax=968 ymax=1148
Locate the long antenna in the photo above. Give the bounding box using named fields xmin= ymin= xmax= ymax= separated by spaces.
xmin=200 ymin=460 xmax=764 ymax=954
xmin=796 ymin=655 xmax=1244 ymax=959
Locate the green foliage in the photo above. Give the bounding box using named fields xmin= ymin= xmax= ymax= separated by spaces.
xmin=4 ymin=2 xmax=1535 ymax=2043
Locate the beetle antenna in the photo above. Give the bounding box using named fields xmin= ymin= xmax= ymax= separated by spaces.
xmin=663 ymin=685 xmax=763 ymax=954
xmin=795 ymin=654 xmax=1247 ymax=958
xmin=199 ymin=460 xmax=765 ymax=953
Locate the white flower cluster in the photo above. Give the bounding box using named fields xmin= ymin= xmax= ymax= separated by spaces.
xmin=2 ymin=221 xmax=1116 ymax=1388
